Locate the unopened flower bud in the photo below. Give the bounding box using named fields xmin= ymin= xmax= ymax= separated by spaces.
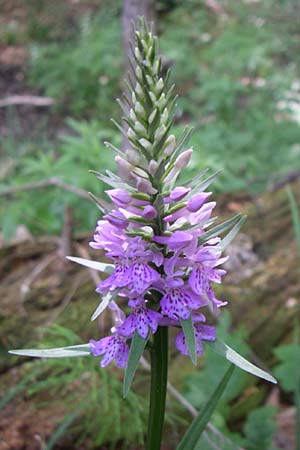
xmin=139 ymin=138 xmax=152 ymax=151
xmin=155 ymin=78 xmax=164 ymax=95
xmin=135 ymin=121 xmax=147 ymax=135
xmin=163 ymin=135 xmax=176 ymax=156
xmin=146 ymin=75 xmax=153 ymax=87
xmin=174 ymin=149 xmax=193 ymax=169
xmin=135 ymin=82 xmax=143 ymax=97
xmin=148 ymin=108 xmax=157 ymax=124
xmin=115 ymin=156 xmax=133 ymax=180
xmin=125 ymin=149 xmax=140 ymax=165
xmin=142 ymin=205 xmax=157 ymax=219
xmin=134 ymin=46 xmax=141 ymax=60
xmin=164 ymin=186 xmax=191 ymax=203
xmin=130 ymin=108 xmax=137 ymax=121
xmin=154 ymin=124 xmax=166 ymax=142
xmin=187 ymin=192 xmax=212 ymax=212
xmin=148 ymin=160 xmax=158 ymax=176
xmin=106 ymin=189 xmax=131 ymax=206
xmin=157 ymin=93 xmax=166 ymax=109
xmin=160 ymin=108 xmax=168 ymax=125
xmin=135 ymin=102 xmax=145 ymax=117
xmin=153 ymin=60 xmax=159 ymax=74
xmin=135 ymin=176 xmax=157 ymax=195
xmin=149 ymin=92 xmax=156 ymax=103
xmin=136 ymin=66 xmax=142 ymax=80
xmin=127 ymin=127 xmax=136 ymax=140
xmin=132 ymin=92 xmax=137 ymax=104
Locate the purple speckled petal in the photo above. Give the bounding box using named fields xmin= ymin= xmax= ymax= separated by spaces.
xmin=160 ymin=288 xmax=191 ymax=320
xmin=195 ymin=324 xmax=216 ymax=341
xmin=188 ymin=266 xmax=208 ymax=295
xmin=115 ymin=341 xmax=129 ymax=368
xmin=129 ymin=263 xmax=159 ymax=294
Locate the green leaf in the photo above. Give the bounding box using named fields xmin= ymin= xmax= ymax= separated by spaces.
xmin=180 ymin=316 xmax=197 ymax=365
xmin=9 ymin=344 xmax=91 ymax=358
xmin=273 ymin=344 xmax=300 ymax=392
xmin=123 ymin=332 xmax=148 ymax=398
xmin=91 ymin=289 xmax=120 ymax=321
xmin=207 ymin=339 xmax=277 ymax=384
xmin=198 ymin=214 xmax=245 ymax=246
xmin=177 ymin=365 xmax=235 ymax=450
xmin=218 ymin=214 xmax=247 ymax=250
xmin=66 ymin=256 xmax=115 ymax=274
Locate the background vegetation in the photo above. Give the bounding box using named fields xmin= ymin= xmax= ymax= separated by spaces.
xmin=1 ymin=1 xmax=300 ymax=449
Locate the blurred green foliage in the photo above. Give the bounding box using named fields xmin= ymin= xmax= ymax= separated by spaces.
xmin=1 ymin=0 xmax=300 ymax=236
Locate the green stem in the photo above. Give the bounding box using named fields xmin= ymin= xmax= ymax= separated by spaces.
xmin=146 ymin=326 xmax=168 ymax=450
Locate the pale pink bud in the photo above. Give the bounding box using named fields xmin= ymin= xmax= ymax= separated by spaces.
xmin=115 ymin=156 xmax=133 ymax=179
xmin=163 ymin=135 xmax=176 ymax=156
xmin=148 ymin=160 xmax=158 ymax=176
xmin=174 ymin=149 xmax=193 ymax=169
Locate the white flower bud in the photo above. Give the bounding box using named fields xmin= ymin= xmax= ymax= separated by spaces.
xmin=163 ymin=135 xmax=176 ymax=156
xmin=127 ymin=127 xmax=136 ymax=140
xmin=155 ymin=78 xmax=164 ymax=95
xmin=160 ymin=107 xmax=168 ymax=125
xmin=157 ymin=93 xmax=166 ymax=109
xmin=154 ymin=124 xmax=167 ymax=142
xmin=148 ymin=108 xmax=157 ymax=124
xmin=134 ymin=46 xmax=141 ymax=60
xmin=149 ymin=92 xmax=156 ymax=103
xmin=135 ymin=82 xmax=143 ymax=97
xmin=136 ymin=66 xmax=142 ymax=80
xmin=153 ymin=60 xmax=159 ymax=74
xmin=130 ymin=108 xmax=137 ymax=121
xmin=125 ymin=149 xmax=140 ymax=165
xmin=135 ymin=102 xmax=145 ymax=117
xmin=148 ymin=159 xmax=158 ymax=176
xmin=134 ymin=121 xmax=147 ymax=135
xmin=146 ymin=75 xmax=153 ymax=86
xmin=132 ymin=92 xmax=137 ymax=104
xmin=139 ymin=138 xmax=152 ymax=151
xmin=174 ymin=149 xmax=193 ymax=169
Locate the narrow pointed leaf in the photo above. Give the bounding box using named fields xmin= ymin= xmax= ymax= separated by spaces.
xmin=207 ymin=339 xmax=277 ymax=384
xmin=123 ymin=332 xmax=148 ymax=398
xmin=66 ymin=256 xmax=115 ymax=274
xmin=180 ymin=316 xmax=197 ymax=365
xmin=190 ymin=171 xmax=221 ymax=196
xmin=218 ymin=214 xmax=247 ymax=250
xmin=91 ymin=290 xmax=120 ymax=321
xmin=177 ymin=365 xmax=234 ymax=450
xmin=9 ymin=344 xmax=91 ymax=358
xmin=198 ymin=214 xmax=244 ymax=245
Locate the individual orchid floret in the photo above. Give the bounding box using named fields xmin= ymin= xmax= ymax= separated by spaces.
xmin=90 ymin=334 xmax=129 ymax=368
xmin=118 ymin=298 xmax=162 ymax=339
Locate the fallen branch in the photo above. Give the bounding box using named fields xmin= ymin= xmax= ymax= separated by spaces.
xmin=0 ymin=95 xmax=55 ymax=108
xmin=0 ymin=177 xmax=89 ymax=200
